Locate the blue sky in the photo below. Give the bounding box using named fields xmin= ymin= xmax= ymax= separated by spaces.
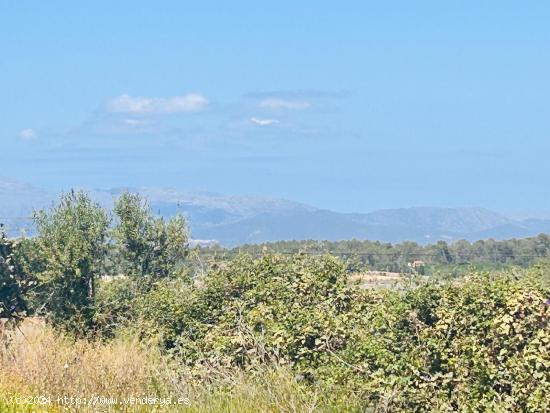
xmin=1 ymin=1 xmax=549 ymax=213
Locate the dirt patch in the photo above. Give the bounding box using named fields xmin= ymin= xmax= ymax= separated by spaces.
xmin=349 ymin=271 xmax=402 ymax=283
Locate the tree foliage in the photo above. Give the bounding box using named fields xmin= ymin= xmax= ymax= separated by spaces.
xmin=112 ymin=192 xmax=189 ymax=283
xmin=16 ymin=191 xmax=190 ymax=336
xmin=214 ymin=235 xmax=550 ymax=274
xmin=32 ymin=191 xmax=109 ymax=335
xmin=0 ymin=227 xmax=32 ymax=322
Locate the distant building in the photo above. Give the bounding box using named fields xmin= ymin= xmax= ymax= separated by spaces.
xmin=408 ymin=260 xmax=426 ymax=269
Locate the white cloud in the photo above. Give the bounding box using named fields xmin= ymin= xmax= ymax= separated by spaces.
xmin=250 ymin=117 xmax=279 ymax=126
xmin=107 ymin=93 xmax=208 ymax=114
xmin=258 ymin=98 xmax=310 ymax=110
xmin=18 ymin=128 xmax=37 ymax=140
xmin=124 ymin=119 xmax=150 ymax=127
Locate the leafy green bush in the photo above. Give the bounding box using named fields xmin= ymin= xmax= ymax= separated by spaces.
xmin=0 ymin=231 xmax=31 ymax=322
xmin=332 ymin=269 xmax=550 ymax=411
xmin=135 ymin=255 xmax=550 ymax=411
xmin=135 ymin=254 xmax=352 ymax=373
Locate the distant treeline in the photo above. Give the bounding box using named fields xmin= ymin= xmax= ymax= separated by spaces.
xmin=199 ymin=235 xmax=550 ymax=273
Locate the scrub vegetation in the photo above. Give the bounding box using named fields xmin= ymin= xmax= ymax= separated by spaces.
xmin=1 ymin=191 xmax=549 ymax=412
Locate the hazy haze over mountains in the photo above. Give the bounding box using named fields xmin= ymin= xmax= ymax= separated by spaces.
xmin=1 ymin=177 xmax=550 ymax=246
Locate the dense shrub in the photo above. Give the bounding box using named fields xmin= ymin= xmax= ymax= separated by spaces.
xmin=135 ymin=255 xmax=550 ymax=411
xmin=135 ymin=254 xmax=351 ymax=373
xmin=333 ymin=269 xmax=550 ymax=411
xmin=0 ymin=230 xmax=35 ymax=322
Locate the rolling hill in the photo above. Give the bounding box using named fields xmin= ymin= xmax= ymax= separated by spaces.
xmin=1 ymin=177 xmax=549 ymax=246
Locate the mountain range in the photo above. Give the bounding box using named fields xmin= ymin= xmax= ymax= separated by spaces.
xmin=1 ymin=177 xmax=550 ymax=246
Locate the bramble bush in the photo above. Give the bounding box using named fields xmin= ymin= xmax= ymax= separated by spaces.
xmin=136 ymin=254 xmax=353 ymax=375
xmin=135 ymin=255 xmax=550 ymax=411
xmin=330 ymin=267 xmax=550 ymax=411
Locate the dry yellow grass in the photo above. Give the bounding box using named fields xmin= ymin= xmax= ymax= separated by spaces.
xmin=1 ymin=318 xmax=177 ymax=396
xmin=0 ymin=320 xmax=333 ymax=413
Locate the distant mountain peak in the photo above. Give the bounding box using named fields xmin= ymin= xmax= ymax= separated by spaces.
xmin=1 ymin=177 xmax=550 ymax=245
xmin=107 ymin=186 xmax=317 ymax=216
xmin=363 ymin=206 xmax=512 ymax=234
xmin=0 ymin=176 xmax=40 ymax=191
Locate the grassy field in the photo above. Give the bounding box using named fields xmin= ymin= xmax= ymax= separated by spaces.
xmin=0 ymin=320 xmax=344 ymax=413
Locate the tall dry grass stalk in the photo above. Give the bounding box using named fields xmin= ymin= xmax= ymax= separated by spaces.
xmin=0 ymin=320 xmax=331 ymax=413
xmin=0 ymin=318 xmax=178 ymax=397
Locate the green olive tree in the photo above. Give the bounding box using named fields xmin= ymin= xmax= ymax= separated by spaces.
xmin=33 ymin=190 xmax=109 ymax=335
xmin=112 ymin=192 xmax=189 ymax=283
